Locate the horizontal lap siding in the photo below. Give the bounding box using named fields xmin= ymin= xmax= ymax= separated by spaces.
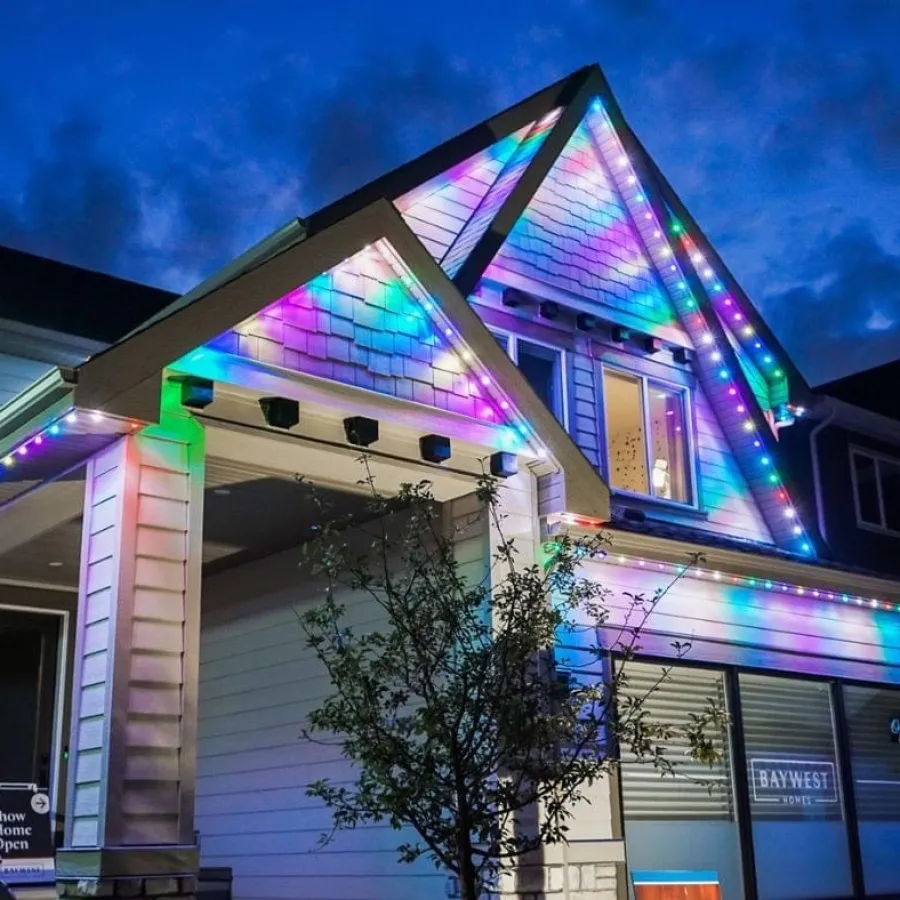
xmin=197 ymin=505 xmax=488 ymax=900
xmin=394 ymin=125 xmax=531 ymax=263
xmin=569 ymin=560 xmax=900 ymax=683
xmin=692 ymin=390 xmax=772 ymax=543
xmin=0 ymin=352 xmax=53 ymax=407
xmin=487 ymin=120 xmax=686 ymax=344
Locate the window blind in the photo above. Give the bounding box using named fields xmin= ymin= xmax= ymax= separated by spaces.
xmin=619 ymin=662 xmax=735 ymax=821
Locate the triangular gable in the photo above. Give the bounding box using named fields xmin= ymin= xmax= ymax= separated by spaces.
xmin=204 ymin=239 xmax=540 ymax=456
xmin=486 ymin=116 xmax=687 ymax=345
xmin=439 ymin=108 xmax=563 ymax=279
xmin=427 ymin=87 xmax=812 ymax=554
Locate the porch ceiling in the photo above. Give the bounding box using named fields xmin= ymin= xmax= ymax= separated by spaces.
xmin=0 ymin=456 xmax=369 ymax=590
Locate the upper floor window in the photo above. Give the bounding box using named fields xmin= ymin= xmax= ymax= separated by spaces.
xmin=493 ymin=331 xmax=566 ymax=426
xmin=602 ymin=368 xmax=692 ymax=505
xmin=851 ymin=449 xmax=900 ymax=534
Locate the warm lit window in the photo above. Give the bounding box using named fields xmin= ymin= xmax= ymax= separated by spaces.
xmin=493 ymin=331 xmax=566 ymax=426
xmin=602 ymin=368 xmax=692 ymax=504
xmin=851 ymin=449 xmax=900 ymax=534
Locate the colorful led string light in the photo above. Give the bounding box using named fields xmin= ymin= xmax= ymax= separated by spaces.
xmin=675 ymin=231 xmax=789 ymax=413
xmin=227 ymin=241 xmax=549 ymax=461
xmin=374 ymin=241 xmax=548 ymax=459
xmin=0 ymin=409 xmax=121 ymax=472
xmin=584 ymin=99 xmax=813 ymax=556
xmin=545 ymin=514 xmax=894 ymax=612
xmin=602 ymin=550 xmax=900 ymax=614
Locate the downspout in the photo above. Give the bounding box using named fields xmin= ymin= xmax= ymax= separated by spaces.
xmin=809 ymin=397 xmax=837 ymax=548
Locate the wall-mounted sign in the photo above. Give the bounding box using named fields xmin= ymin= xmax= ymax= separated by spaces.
xmin=890 ymin=717 xmax=900 ymax=744
xmin=749 ymin=758 xmax=838 ymax=806
xmin=0 ymin=784 xmax=54 ymax=885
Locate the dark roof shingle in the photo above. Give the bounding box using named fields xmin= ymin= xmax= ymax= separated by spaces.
xmin=0 ymin=245 xmax=176 ymax=344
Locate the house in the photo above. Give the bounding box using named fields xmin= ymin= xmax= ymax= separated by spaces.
xmin=779 ymin=359 xmax=900 ymax=578
xmin=1 ymin=64 xmax=899 ymax=900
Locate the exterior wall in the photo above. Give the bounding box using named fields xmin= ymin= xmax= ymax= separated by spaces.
xmin=395 ymin=125 xmax=529 ymax=261
xmin=474 ymin=281 xmax=772 ymax=545
xmin=0 ymin=352 xmax=54 ymax=407
xmin=194 ymin=473 xmax=622 ymax=900
xmin=570 ymin=558 xmax=900 ymax=683
xmin=393 ymin=111 xmax=562 ymax=278
xmin=195 ymin=500 xmax=488 ymax=900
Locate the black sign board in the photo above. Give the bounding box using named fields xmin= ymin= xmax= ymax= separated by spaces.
xmin=890 ymin=717 xmax=900 ymax=743
xmin=0 ymin=784 xmax=54 ymax=885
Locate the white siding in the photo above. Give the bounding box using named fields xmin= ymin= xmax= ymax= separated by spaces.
xmin=67 ymin=423 xmax=204 ymax=849
xmin=692 ymin=388 xmax=773 ymax=544
xmin=571 ymin=560 xmax=900 ymax=684
xmin=196 ymin=500 xmax=490 ymax=900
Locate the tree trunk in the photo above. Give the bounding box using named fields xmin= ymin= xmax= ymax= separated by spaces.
xmin=458 ymin=837 xmax=480 ymax=900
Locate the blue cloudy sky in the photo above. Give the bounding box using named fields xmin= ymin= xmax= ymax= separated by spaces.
xmin=1 ymin=0 xmax=897 ymax=384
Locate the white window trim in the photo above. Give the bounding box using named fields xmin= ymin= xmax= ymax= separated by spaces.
xmin=490 ymin=328 xmax=569 ymax=430
xmin=849 ymin=446 xmax=900 ymax=537
xmin=601 ymin=363 xmax=698 ymax=509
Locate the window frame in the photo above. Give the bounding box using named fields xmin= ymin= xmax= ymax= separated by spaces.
xmin=600 ymin=363 xmax=698 ymax=509
xmin=491 ymin=329 xmax=569 ymax=430
xmin=849 ymin=446 xmax=900 ymax=537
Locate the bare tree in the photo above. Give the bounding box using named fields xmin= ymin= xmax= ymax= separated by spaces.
xmin=298 ymin=464 xmax=725 ymax=900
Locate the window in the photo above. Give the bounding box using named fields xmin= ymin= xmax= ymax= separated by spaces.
xmin=851 ymin=449 xmax=900 ymax=533
xmin=740 ymin=674 xmax=853 ymax=900
xmin=493 ymin=331 xmax=566 ymax=426
xmin=619 ymin=663 xmax=743 ymax=900
xmin=617 ymin=662 xmax=900 ymax=900
xmin=602 ymin=368 xmax=692 ymax=504
xmin=844 ymin=684 xmax=900 ymax=896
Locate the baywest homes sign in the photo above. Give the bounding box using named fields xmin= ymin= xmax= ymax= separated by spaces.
xmin=749 ymin=758 xmax=838 ymax=806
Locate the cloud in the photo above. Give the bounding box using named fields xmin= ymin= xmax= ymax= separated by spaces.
xmin=761 ymin=53 xmax=900 ymax=180
xmin=257 ymin=48 xmax=499 ymax=210
xmin=0 ymin=116 xmax=142 ymax=274
xmin=0 ymin=47 xmax=503 ymax=291
xmin=761 ymin=222 xmax=900 ymax=383
xmin=610 ymin=0 xmax=900 ymax=187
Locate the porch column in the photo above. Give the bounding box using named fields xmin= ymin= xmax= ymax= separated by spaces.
xmin=58 ymin=387 xmax=205 ymax=900
xmin=489 ymin=473 xmax=624 ymax=900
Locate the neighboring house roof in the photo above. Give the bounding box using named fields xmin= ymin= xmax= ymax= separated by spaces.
xmin=0 ymin=244 xmax=176 ymax=344
xmin=818 ymin=359 xmax=900 ymax=421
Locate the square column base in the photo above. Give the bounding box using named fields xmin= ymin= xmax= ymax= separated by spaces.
xmin=55 ymin=848 xmax=197 ymax=900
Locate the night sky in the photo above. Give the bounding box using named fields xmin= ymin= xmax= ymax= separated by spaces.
xmin=1 ymin=1 xmax=897 ymax=385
